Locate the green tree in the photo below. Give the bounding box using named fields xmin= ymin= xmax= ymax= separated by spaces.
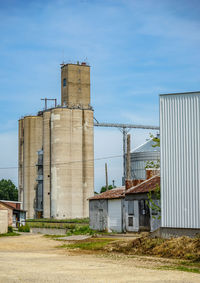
xmin=147 ymin=184 xmax=161 ymax=219
xmin=0 ymin=179 xmax=18 ymax=201
xmin=145 ymin=133 xmax=160 ymax=169
xmin=146 ymin=134 xmax=161 ymax=218
xmin=100 ymin=185 xmax=115 ymax=193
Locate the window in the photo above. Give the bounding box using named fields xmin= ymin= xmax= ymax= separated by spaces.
xmin=63 ymin=78 xmax=66 ymax=87
xmin=128 ymin=201 xmax=134 ymax=215
xmin=128 ymin=217 xmax=133 ymax=226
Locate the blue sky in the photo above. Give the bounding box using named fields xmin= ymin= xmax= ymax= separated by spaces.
xmin=0 ymin=0 xmax=200 ymax=191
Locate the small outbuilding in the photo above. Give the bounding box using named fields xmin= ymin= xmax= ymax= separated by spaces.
xmin=0 ymin=200 xmax=26 ymax=227
xmin=125 ymin=175 xmax=160 ymax=233
xmin=89 ymin=187 xmax=125 ymax=232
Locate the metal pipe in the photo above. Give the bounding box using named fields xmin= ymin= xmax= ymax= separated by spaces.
xmin=94 ymin=122 xmax=159 ymax=130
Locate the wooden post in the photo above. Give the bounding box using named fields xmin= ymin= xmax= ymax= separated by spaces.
xmin=105 ymin=163 xmax=108 ymax=191
xmin=126 ymin=134 xmax=131 ymax=180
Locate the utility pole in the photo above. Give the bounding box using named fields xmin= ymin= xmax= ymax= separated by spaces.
xmin=112 ymin=180 xmax=115 ymax=188
xmin=105 ymin=163 xmax=108 ymax=191
xmin=126 ymin=134 xmax=131 ymax=180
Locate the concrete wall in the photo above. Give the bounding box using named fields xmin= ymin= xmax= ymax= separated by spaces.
xmin=61 ymin=64 xmax=90 ymax=108
xmin=0 ymin=210 xmax=8 ymax=234
xmin=43 ymin=111 xmax=51 ymax=218
xmin=89 ymin=199 xmax=108 ymax=231
xmin=18 ymin=119 xmax=24 ymax=203
xmin=50 ymin=108 xmax=94 ymax=218
xmin=82 ymin=110 xmax=94 ymax=217
xmin=23 ymin=116 xmax=43 ymax=218
xmin=0 ymin=203 xmax=13 ymax=226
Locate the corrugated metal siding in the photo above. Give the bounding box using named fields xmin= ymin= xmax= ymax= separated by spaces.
xmin=160 ymin=93 xmax=200 ymax=229
xmin=108 ymin=199 xmax=122 ymax=232
xmin=131 ymin=152 xmax=160 ymax=180
xmin=89 ymin=200 xmax=108 ymax=231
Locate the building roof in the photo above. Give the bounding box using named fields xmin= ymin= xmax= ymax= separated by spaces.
xmin=0 ymin=201 xmax=26 ymax=212
xmin=0 ymin=200 xmax=21 ymax=210
xmin=126 ymin=175 xmax=160 ymax=194
xmin=160 ymin=91 xmax=200 ymax=96
xmin=131 ymin=137 xmax=160 ymax=153
xmin=88 ymin=187 xmax=125 ymax=200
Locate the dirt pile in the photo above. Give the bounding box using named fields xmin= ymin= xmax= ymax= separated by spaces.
xmin=104 ymin=236 xmax=200 ymax=261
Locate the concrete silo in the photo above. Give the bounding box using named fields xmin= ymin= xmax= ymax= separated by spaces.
xmin=22 ymin=116 xmax=43 ymax=218
xmin=19 ymin=62 xmax=94 ymax=219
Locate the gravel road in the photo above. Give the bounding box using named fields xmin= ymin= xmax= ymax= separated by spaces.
xmin=0 ymin=234 xmax=199 ymax=283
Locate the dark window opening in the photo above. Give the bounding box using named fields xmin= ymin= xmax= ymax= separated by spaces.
xmin=128 ymin=217 xmax=133 ymax=226
xmin=63 ymin=78 xmax=66 ymax=87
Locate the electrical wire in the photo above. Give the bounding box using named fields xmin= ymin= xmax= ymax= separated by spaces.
xmin=0 ymin=154 xmax=123 ymax=170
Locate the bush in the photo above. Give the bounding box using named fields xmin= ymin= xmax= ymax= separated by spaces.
xmin=8 ymin=226 xmax=13 ymax=233
xmin=18 ymin=223 xmax=30 ymax=232
xmin=67 ymin=225 xmax=96 ymax=236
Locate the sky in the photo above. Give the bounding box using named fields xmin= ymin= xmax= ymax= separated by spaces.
xmin=0 ymin=0 xmax=200 ymax=191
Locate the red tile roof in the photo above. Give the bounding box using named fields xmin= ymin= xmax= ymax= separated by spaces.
xmin=88 ymin=187 xmax=125 ymax=200
xmin=126 ymin=175 xmax=160 ymax=194
xmin=0 ymin=201 xmax=25 ymax=212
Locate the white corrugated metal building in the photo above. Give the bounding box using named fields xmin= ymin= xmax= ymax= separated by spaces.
xmin=160 ymin=91 xmax=200 ymax=237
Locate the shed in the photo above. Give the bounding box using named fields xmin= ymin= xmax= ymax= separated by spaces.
xmin=0 ymin=200 xmax=26 ymax=227
xmin=125 ymin=175 xmax=160 ymax=232
xmin=89 ymin=187 xmax=125 ymax=232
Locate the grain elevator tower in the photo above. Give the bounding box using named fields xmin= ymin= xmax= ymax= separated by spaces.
xmin=18 ymin=62 xmax=94 ymax=219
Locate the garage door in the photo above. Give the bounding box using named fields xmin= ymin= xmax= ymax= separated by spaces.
xmin=108 ymin=199 xmax=122 ymax=232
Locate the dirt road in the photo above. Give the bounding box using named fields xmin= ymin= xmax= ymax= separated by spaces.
xmin=0 ymin=234 xmax=199 ymax=283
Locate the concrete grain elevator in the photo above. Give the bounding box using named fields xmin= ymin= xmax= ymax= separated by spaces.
xmin=18 ymin=63 xmax=94 ymax=219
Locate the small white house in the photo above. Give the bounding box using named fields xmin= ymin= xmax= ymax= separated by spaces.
xmin=89 ymin=187 xmax=125 ymax=233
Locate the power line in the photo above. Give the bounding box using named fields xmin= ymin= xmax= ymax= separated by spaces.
xmin=0 ymin=154 xmax=123 ymax=170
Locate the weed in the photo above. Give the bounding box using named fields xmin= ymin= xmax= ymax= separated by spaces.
xmin=59 ymin=239 xmax=114 ymax=251
xmin=0 ymin=232 xmax=20 ymax=237
xmin=159 ymin=265 xmax=200 ymax=274
xmin=66 ymin=225 xmax=96 ymax=236
xmin=8 ymin=226 xmax=13 ymax=233
xmin=26 ymin=218 xmax=89 ymax=224
xmin=18 ymin=223 xmax=30 ymax=232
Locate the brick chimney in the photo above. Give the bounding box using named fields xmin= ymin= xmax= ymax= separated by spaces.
xmin=146 ymin=168 xmax=160 ymax=179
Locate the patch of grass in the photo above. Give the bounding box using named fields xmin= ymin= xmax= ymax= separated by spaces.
xmin=26 ymin=218 xmax=89 ymax=224
xmin=59 ymin=238 xmax=114 ymax=251
xmin=18 ymin=223 xmax=30 ymax=232
xmin=44 ymin=234 xmax=67 ymax=239
xmin=27 ymin=222 xmax=77 ymax=229
xmin=0 ymin=232 xmax=20 ymax=237
xmin=66 ymin=225 xmax=97 ymax=236
xmin=159 ymin=265 xmax=200 ymax=274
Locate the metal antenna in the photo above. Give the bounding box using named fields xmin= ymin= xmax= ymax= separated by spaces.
xmin=41 ymin=98 xmax=57 ymax=110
